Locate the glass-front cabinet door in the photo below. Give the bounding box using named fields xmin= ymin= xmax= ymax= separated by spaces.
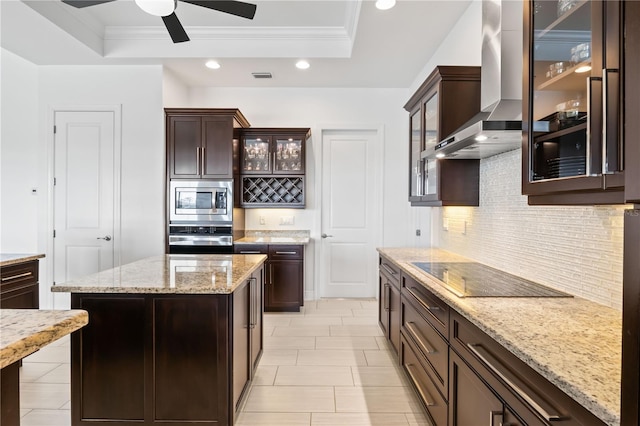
xmin=242 ymin=136 xmax=271 ymax=173
xmin=274 ymin=137 xmax=304 ymax=174
xmin=523 ymin=0 xmax=623 ymax=203
xmin=423 ymin=92 xmax=439 ymax=155
xmin=409 ymin=109 xmax=423 ymax=200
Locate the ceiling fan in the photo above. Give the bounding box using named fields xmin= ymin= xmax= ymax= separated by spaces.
xmin=61 ymin=0 xmax=257 ymax=43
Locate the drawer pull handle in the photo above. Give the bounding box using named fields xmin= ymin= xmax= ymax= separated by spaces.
xmin=1 ymin=272 xmax=32 ymax=281
xmin=380 ymin=263 xmax=397 ymax=276
xmin=406 ymin=287 xmax=441 ymax=312
xmin=405 ymin=322 xmax=436 ymax=355
xmin=467 ymin=344 xmax=564 ymax=422
xmin=240 ymin=251 xmax=261 ymax=254
xmin=275 ymin=251 xmax=297 ymax=255
xmin=405 ymin=363 xmax=435 ymax=406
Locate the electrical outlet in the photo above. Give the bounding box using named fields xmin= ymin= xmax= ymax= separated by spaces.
xmin=280 ymin=216 xmax=294 ymax=226
xmin=259 ymin=216 xmax=266 ymax=225
xmin=443 ymin=218 xmax=449 ymax=231
xmin=415 ymin=229 xmax=421 ymax=237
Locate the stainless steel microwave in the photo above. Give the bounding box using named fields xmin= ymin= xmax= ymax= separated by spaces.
xmin=169 ymin=180 xmax=233 ymax=223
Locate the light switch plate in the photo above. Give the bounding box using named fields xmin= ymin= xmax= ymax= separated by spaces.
xmin=280 ymin=216 xmax=294 ymax=225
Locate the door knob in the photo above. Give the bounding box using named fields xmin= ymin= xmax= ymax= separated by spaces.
xmin=97 ymin=235 xmax=112 ymax=241
xmin=321 ymin=233 xmax=333 ymax=239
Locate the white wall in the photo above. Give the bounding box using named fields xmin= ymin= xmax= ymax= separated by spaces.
xmin=1 ymin=57 xmax=166 ymax=308
xmin=1 ymin=49 xmax=39 ymax=254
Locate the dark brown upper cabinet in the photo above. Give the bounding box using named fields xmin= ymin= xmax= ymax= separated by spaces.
xmin=239 ymin=128 xmax=310 ymax=208
xmin=240 ymin=128 xmax=309 ymax=176
xmin=166 ymin=109 xmax=250 ymax=179
xmin=522 ymin=0 xmax=625 ymax=205
xmin=404 ymin=66 xmax=482 ymax=207
xmin=624 ymin=0 xmax=640 ymax=205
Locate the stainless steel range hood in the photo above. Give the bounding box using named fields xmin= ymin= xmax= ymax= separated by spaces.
xmin=433 ymin=0 xmax=523 ymax=160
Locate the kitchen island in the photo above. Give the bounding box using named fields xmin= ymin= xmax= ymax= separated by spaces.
xmin=51 ymin=254 xmax=266 ymax=426
xmin=378 ymin=247 xmax=621 ymax=426
xmin=1 ymin=308 xmax=88 ymax=426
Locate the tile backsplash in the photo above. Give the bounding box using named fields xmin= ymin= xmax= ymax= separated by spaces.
xmin=433 ymin=149 xmax=626 ymax=310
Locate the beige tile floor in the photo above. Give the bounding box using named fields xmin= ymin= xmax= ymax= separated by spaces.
xmin=19 ymin=298 xmax=429 ymax=426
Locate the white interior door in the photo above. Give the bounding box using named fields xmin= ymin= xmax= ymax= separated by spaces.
xmin=320 ymin=129 xmax=380 ymax=298
xmin=53 ymin=110 xmax=117 ymax=308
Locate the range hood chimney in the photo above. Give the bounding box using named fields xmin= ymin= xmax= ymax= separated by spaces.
xmin=434 ymin=0 xmax=523 ymax=159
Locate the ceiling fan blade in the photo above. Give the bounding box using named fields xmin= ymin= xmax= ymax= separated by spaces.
xmin=61 ymin=0 xmax=116 ymax=8
xmin=162 ymin=13 xmax=190 ymax=43
xmin=180 ymin=0 xmax=256 ymax=20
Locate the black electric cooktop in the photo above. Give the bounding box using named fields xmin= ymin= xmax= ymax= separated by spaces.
xmin=412 ymin=262 xmax=572 ymax=298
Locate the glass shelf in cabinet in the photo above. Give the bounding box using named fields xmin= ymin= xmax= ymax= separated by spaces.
xmin=533 ymin=0 xmax=590 ymax=37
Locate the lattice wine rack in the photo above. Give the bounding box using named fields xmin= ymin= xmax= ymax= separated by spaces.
xmin=242 ymin=177 xmax=305 ymax=207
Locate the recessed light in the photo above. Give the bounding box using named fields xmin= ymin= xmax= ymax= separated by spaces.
xmin=205 ymin=60 xmax=221 ymax=70
xmin=574 ymin=65 xmax=592 ymax=74
xmin=435 ymin=153 xmax=446 ymax=159
xmin=375 ymin=0 xmax=396 ymax=10
xmin=296 ymin=60 xmax=310 ymax=70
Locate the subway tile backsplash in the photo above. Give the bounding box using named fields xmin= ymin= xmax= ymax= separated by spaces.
xmin=433 ymin=149 xmax=626 ymax=310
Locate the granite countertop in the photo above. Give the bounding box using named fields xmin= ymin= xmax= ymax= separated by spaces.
xmin=50 ymin=254 xmax=267 ymax=294
xmin=378 ymin=247 xmax=622 ymax=426
xmin=235 ymin=230 xmax=310 ymax=245
xmin=0 ymin=309 xmax=88 ymax=368
xmin=0 ymin=253 xmax=45 ymax=267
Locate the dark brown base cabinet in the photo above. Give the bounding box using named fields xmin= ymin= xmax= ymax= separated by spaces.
xmin=378 ymin=257 xmax=400 ymax=354
xmin=70 ymin=267 xmax=263 ymax=426
xmin=235 ymin=245 xmax=303 ymax=312
xmin=0 ymin=260 xmax=39 ymax=309
xmin=379 ymin=256 xmax=607 ymax=426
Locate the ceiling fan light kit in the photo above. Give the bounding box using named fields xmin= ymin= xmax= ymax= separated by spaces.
xmin=61 ymin=0 xmax=257 ymax=43
xmin=134 ymin=0 xmax=176 ymax=16
xmin=375 ymin=0 xmax=396 ymax=10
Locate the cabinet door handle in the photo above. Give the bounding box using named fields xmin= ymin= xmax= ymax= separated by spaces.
xmin=467 ymin=344 xmax=565 ymax=422
xmin=240 ymin=251 xmax=261 ymax=254
xmin=380 ymin=263 xmax=397 ymax=276
xmin=249 ymin=277 xmax=257 ymax=328
xmin=269 ymin=264 xmax=274 ymax=286
xmin=383 ymin=283 xmax=390 ymax=311
xmin=489 ymin=411 xmax=503 ymax=426
xmin=405 ymin=363 xmax=435 ymax=406
xmin=586 ymin=76 xmax=602 ymax=176
xmin=196 ymin=147 xmax=201 ymax=175
xmin=405 ymin=322 xmax=436 ymax=355
xmin=602 ymin=68 xmax=621 ymax=174
xmin=1 ymin=272 xmax=33 ymax=281
xmin=275 ymin=251 xmax=296 ymax=255
xmin=200 ymin=147 xmax=206 ymax=175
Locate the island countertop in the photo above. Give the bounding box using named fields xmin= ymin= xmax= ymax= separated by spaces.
xmin=50 ymin=254 xmax=267 ymax=294
xmin=0 ymin=309 xmax=88 ymax=368
xmin=0 ymin=253 xmax=45 ymax=267
xmin=378 ymin=247 xmax=622 ymax=426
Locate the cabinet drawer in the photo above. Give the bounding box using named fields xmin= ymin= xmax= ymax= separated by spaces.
xmin=379 ymin=257 xmax=400 ymax=288
xmin=1 ymin=261 xmax=38 ymax=286
xmin=400 ymin=335 xmax=447 ymax=425
xmin=451 ymin=311 xmax=606 ymax=426
xmin=234 ymin=244 xmax=268 ymax=254
xmin=401 ymin=274 xmax=449 ymax=338
xmin=401 ymin=296 xmax=448 ymax=398
xmin=268 ymin=245 xmax=303 ymax=260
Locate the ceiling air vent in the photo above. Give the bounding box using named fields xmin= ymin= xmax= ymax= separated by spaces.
xmin=252 ymin=72 xmax=272 ymax=79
